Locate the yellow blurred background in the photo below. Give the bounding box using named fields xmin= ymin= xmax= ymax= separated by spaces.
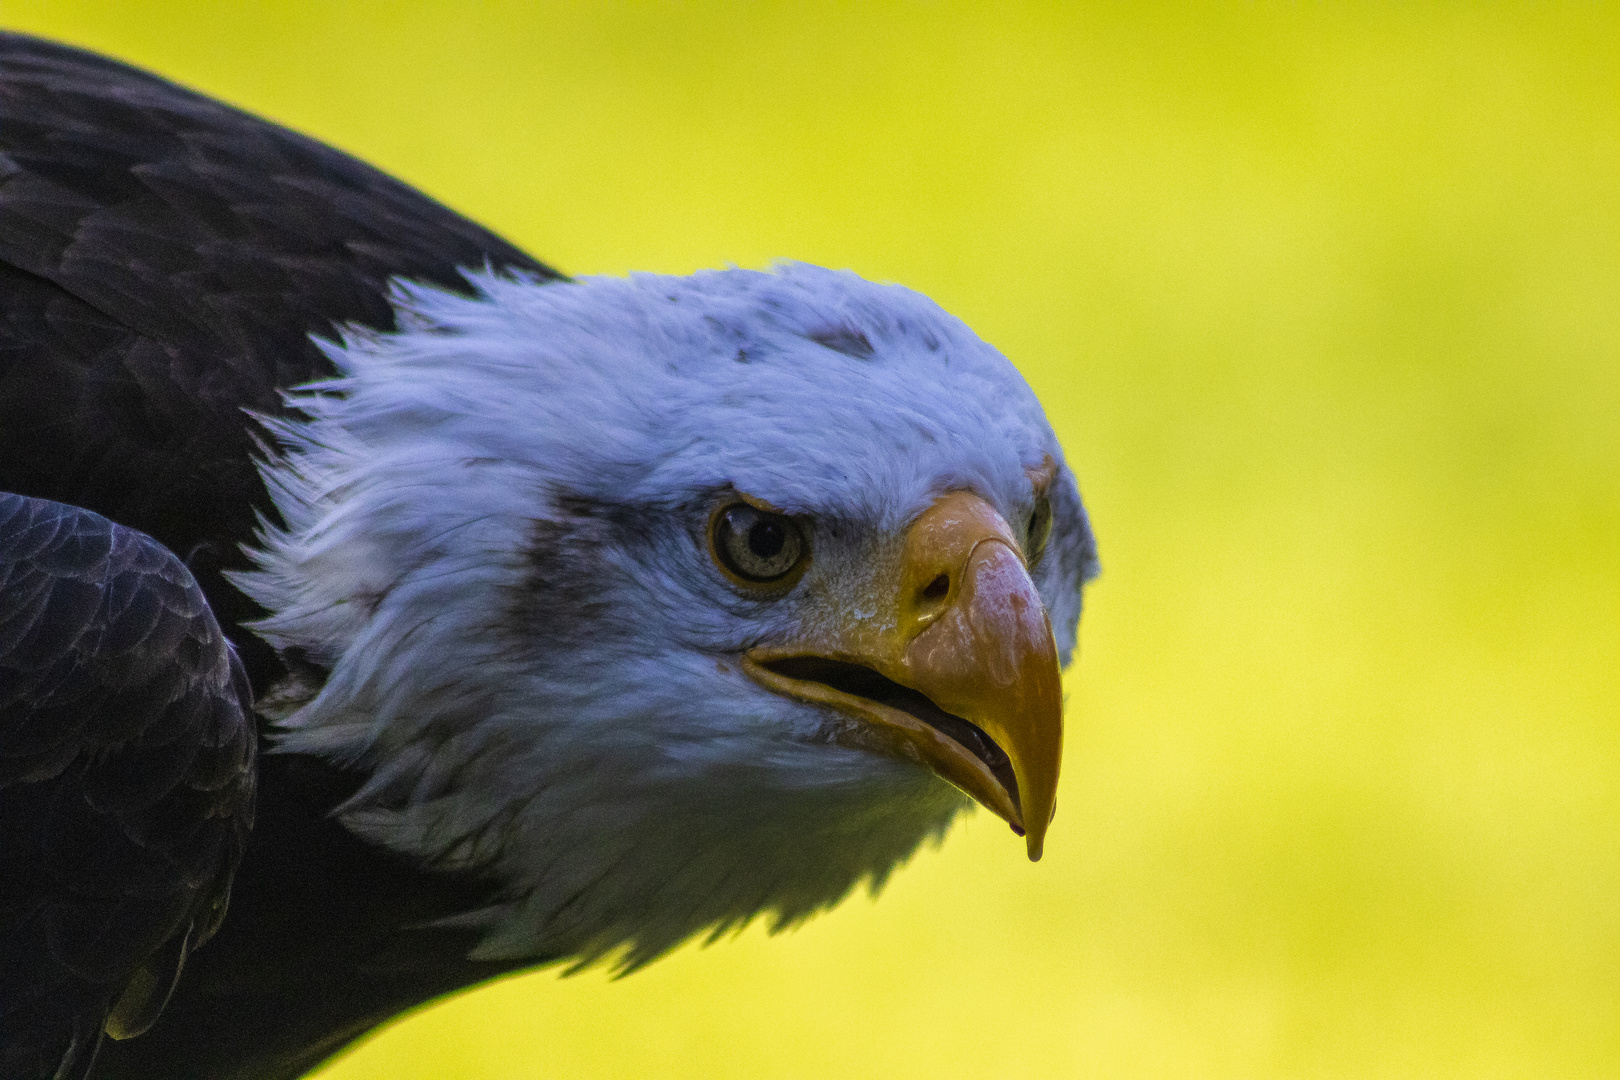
xmin=5 ymin=3 xmax=1616 ymax=1077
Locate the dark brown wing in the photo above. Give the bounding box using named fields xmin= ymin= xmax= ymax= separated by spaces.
xmin=0 ymin=493 xmax=255 ymax=1080
xmin=0 ymin=33 xmax=560 ymax=1079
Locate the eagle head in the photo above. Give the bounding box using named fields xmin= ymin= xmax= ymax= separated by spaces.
xmin=232 ymin=262 xmax=1099 ymax=971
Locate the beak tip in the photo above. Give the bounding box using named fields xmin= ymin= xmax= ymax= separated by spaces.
xmin=1007 ymin=815 xmax=1047 ymax=860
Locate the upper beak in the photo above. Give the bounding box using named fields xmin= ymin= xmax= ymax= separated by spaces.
xmin=743 ymin=491 xmax=1064 ymax=860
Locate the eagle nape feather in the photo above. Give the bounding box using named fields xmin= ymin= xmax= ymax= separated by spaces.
xmin=0 ymin=31 xmax=1099 ymax=1080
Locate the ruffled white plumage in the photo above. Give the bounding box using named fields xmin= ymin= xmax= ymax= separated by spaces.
xmin=231 ymin=262 xmax=1094 ymax=970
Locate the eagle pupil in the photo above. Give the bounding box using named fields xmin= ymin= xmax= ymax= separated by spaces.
xmin=749 ymin=521 xmax=785 ymax=558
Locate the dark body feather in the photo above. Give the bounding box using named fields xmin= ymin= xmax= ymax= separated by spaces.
xmin=0 ymin=33 xmax=562 ymax=1079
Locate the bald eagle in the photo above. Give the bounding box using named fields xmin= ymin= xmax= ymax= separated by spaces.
xmin=0 ymin=33 xmax=1099 ymax=1080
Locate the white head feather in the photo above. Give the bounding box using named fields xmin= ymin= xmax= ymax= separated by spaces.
xmin=231 ymin=263 xmax=1097 ymax=970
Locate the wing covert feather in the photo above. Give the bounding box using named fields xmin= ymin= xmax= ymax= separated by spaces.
xmin=0 ymin=493 xmax=255 ymax=1080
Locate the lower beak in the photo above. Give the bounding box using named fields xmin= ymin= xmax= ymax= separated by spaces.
xmin=743 ymin=491 xmax=1064 ymax=860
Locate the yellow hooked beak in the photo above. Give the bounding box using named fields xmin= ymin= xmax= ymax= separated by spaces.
xmin=743 ymin=491 xmax=1064 ymax=860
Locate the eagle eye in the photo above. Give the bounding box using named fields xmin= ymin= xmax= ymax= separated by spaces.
xmin=711 ymin=502 xmax=807 ymax=586
xmin=1026 ymin=494 xmax=1053 ymax=566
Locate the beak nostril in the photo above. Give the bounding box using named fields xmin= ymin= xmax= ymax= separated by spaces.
xmin=921 ymin=573 xmax=949 ymax=602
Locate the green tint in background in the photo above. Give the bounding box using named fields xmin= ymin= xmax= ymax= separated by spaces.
xmin=5 ymin=4 xmax=1616 ymax=1077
